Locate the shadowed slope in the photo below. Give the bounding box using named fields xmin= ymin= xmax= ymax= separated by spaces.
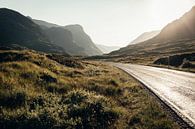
xmin=0 ymin=8 xmax=66 ymax=53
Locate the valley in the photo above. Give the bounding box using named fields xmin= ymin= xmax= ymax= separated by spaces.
xmin=0 ymin=3 xmax=195 ymax=129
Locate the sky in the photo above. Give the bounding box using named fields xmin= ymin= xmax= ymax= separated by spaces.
xmin=1 ymin=0 xmax=195 ymax=47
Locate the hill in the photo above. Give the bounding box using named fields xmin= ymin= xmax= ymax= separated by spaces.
xmin=96 ymin=44 xmax=121 ymax=54
xmin=130 ymin=30 xmax=160 ymax=45
xmin=0 ymin=8 xmax=66 ymax=54
xmin=109 ymin=6 xmax=195 ymax=62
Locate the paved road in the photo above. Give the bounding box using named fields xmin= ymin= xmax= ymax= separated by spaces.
xmin=113 ymin=63 xmax=195 ymax=127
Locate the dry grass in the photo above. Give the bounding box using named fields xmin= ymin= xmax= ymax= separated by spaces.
xmin=0 ymin=50 xmax=180 ymax=129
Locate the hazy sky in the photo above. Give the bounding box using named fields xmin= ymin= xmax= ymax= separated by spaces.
xmin=1 ymin=0 xmax=195 ymax=47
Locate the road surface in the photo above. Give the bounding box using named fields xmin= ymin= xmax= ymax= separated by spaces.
xmin=113 ymin=63 xmax=195 ymax=127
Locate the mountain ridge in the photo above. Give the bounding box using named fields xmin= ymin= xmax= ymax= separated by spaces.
xmin=130 ymin=30 xmax=160 ymax=45
xmin=109 ymin=6 xmax=195 ymax=57
xmin=0 ymin=8 xmax=66 ymax=54
xmin=32 ymin=19 xmax=103 ymax=56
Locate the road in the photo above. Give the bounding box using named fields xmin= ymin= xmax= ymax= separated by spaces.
xmin=113 ymin=63 xmax=195 ymax=128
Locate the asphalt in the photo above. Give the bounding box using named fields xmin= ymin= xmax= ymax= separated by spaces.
xmin=113 ymin=63 xmax=195 ymax=128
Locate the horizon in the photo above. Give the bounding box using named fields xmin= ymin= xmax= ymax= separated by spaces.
xmin=1 ymin=0 xmax=195 ymax=47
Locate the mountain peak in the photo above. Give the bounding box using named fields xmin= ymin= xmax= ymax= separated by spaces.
xmin=0 ymin=8 xmax=12 ymax=11
xmin=65 ymin=24 xmax=84 ymax=31
xmin=0 ymin=8 xmax=22 ymax=16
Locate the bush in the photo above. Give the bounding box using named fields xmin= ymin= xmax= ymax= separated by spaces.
xmin=46 ymin=54 xmax=83 ymax=69
xmin=21 ymin=72 xmax=37 ymax=79
xmin=0 ymin=52 xmax=30 ymax=63
xmin=46 ymin=83 xmax=70 ymax=94
xmin=87 ymin=84 xmax=122 ymax=96
xmin=29 ymin=96 xmax=45 ymax=110
xmin=180 ymin=61 xmax=195 ymax=68
xmin=109 ymin=79 xmax=118 ymax=86
xmin=0 ymin=111 xmax=56 ymax=129
xmin=0 ymin=91 xmax=27 ymax=108
xmin=62 ymin=90 xmax=120 ymax=129
xmin=40 ymin=74 xmax=57 ymax=83
xmin=105 ymin=87 xmax=122 ymax=96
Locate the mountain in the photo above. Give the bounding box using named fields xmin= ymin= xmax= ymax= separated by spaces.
xmin=64 ymin=25 xmax=103 ymax=56
xmin=32 ymin=19 xmax=103 ymax=56
xmin=0 ymin=8 xmax=66 ymax=53
xmin=43 ymin=27 xmax=85 ymax=55
xmin=32 ymin=18 xmax=59 ymax=28
xmin=154 ymin=6 xmax=195 ymax=42
xmin=130 ymin=30 xmax=160 ymax=44
xmin=109 ymin=6 xmax=195 ymax=57
xmin=96 ymin=44 xmax=121 ymax=54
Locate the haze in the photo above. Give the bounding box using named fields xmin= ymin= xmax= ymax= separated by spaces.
xmin=1 ymin=0 xmax=195 ymax=47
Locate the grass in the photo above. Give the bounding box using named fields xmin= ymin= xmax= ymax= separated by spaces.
xmin=0 ymin=50 xmax=180 ymax=129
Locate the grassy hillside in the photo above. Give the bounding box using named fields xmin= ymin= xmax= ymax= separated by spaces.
xmin=0 ymin=50 xmax=180 ymax=129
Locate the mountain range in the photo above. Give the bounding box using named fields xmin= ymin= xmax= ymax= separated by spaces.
xmin=32 ymin=19 xmax=102 ymax=56
xmin=0 ymin=8 xmax=102 ymax=56
xmin=0 ymin=8 xmax=66 ymax=53
xmin=109 ymin=6 xmax=195 ymax=57
xmin=1 ymin=6 xmax=195 ymax=58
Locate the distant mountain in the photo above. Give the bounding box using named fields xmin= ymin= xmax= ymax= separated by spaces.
xmin=64 ymin=25 xmax=103 ymax=56
xmin=32 ymin=19 xmax=103 ymax=56
xmin=96 ymin=44 xmax=121 ymax=54
xmin=43 ymin=27 xmax=85 ymax=55
xmin=0 ymin=8 xmax=66 ymax=53
xmin=109 ymin=6 xmax=195 ymax=56
xmin=130 ymin=30 xmax=160 ymax=45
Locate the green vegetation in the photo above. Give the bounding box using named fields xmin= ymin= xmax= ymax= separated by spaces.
xmin=0 ymin=50 xmax=180 ymax=129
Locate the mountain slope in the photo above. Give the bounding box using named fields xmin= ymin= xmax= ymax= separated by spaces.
xmin=154 ymin=6 xmax=195 ymax=42
xmin=96 ymin=44 xmax=120 ymax=54
xmin=0 ymin=8 xmax=65 ymax=53
xmin=64 ymin=25 xmax=103 ymax=56
xmin=32 ymin=19 xmax=103 ymax=56
xmin=109 ymin=6 xmax=195 ymax=57
xmin=44 ymin=27 xmax=85 ymax=55
xmin=130 ymin=30 xmax=160 ymax=45
xmin=32 ymin=18 xmax=59 ymax=28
